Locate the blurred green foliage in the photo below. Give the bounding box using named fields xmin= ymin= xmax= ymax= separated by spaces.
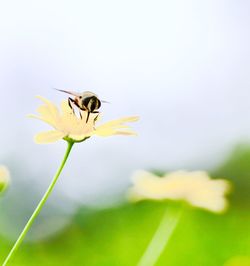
xmin=0 ymin=145 xmax=250 ymax=266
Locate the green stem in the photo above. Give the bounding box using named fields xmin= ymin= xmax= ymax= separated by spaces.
xmin=137 ymin=206 xmax=182 ymax=266
xmin=2 ymin=141 xmax=74 ymax=266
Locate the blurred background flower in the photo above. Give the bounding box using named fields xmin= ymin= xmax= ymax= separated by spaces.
xmin=0 ymin=0 xmax=249 ymax=265
xmin=128 ymin=170 xmax=231 ymax=213
xmin=129 ymin=171 xmax=232 ymax=265
xmin=0 ymin=166 xmax=10 ymax=194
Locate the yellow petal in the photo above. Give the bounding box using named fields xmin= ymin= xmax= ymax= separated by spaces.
xmin=127 ymin=170 xmax=167 ymax=201
xmin=186 ymin=179 xmax=231 ymax=213
xmin=95 ymin=116 xmax=139 ymax=137
xmin=98 ymin=116 xmax=139 ymax=128
xmin=60 ymin=99 xmax=72 ymax=114
xmin=113 ymin=130 xmax=137 ymax=136
xmin=27 ymin=114 xmax=54 ymax=126
xmin=36 ymin=96 xmax=59 ymax=115
xmin=30 ymin=96 xmax=61 ymax=127
xmin=34 ymin=130 xmax=66 ymax=144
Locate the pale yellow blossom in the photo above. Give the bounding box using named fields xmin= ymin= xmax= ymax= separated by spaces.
xmin=0 ymin=166 xmax=10 ymax=193
xmin=29 ymin=96 xmax=139 ymax=144
xmin=128 ymin=170 xmax=231 ymax=213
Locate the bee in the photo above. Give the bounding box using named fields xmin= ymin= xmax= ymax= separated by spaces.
xmin=55 ymin=89 xmax=102 ymax=123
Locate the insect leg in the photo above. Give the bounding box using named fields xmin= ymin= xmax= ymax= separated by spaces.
xmin=86 ymin=111 xmax=90 ymax=123
xmin=92 ymin=112 xmax=99 ymax=129
xmin=68 ymin=98 xmax=75 ymax=115
xmin=94 ymin=114 xmax=99 ymax=122
xmin=85 ymin=110 xmax=99 ymax=123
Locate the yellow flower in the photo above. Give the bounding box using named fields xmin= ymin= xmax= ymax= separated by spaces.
xmin=128 ymin=170 xmax=231 ymax=213
xmin=29 ymin=96 xmax=139 ymax=144
xmin=0 ymin=166 xmax=10 ymax=193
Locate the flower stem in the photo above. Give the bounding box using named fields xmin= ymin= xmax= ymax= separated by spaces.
xmin=137 ymin=206 xmax=182 ymax=266
xmin=2 ymin=141 xmax=74 ymax=266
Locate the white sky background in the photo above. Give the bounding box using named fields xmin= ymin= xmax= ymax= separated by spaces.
xmin=0 ymin=0 xmax=250 ymax=205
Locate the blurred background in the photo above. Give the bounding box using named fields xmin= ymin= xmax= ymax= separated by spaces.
xmin=0 ymin=0 xmax=249 ymax=265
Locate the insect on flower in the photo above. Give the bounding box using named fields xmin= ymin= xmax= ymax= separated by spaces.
xmin=55 ymin=89 xmax=108 ymax=123
xmin=29 ymin=95 xmax=139 ymax=144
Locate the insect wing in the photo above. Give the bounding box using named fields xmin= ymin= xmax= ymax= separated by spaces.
xmin=55 ymin=89 xmax=82 ymax=97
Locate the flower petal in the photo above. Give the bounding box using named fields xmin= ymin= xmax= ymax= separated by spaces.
xmin=34 ymin=130 xmax=66 ymax=144
xmin=29 ymin=96 xmax=61 ymax=128
xmin=113 ymin=130 xmax=137 ymax=136
xmin=98 ymin=116 xmax=139 ymax=127
xmin=36 ymin=96 xmax=59 ymax=116
xmin=94 ymin=116 xmax=139 ymax=137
